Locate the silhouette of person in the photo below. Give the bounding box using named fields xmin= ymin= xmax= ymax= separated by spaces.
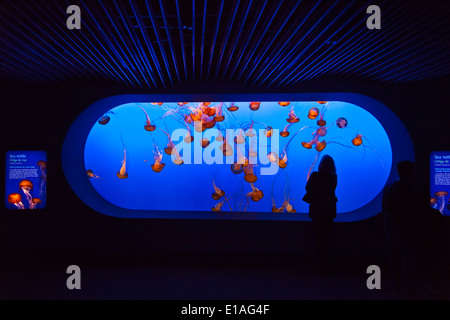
xmin=382 ymin=160 xmax=420 ymax=296
xmin=303 ymin=155 xmax=338 ymax=256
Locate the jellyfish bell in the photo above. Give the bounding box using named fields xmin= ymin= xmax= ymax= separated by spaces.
xmin=185 ymin=114 xmax=193 ymax=124
xmin=37 ymin=160 xmax=47 ymax=170
xmin=336 ymin=117 xmax=348 ymax=129
xmin=201 ymin=138 xmax=210 ymax=148
xmin=178 ymin=102 xmax=189 ymax=106
xmin=317 ymin=101 xmax=327 ymax=104
xmin=19 ymin=179 xmax=33 ymax=191
xmin=213 ymin=115 xmax=225 ymax=122
xmin=172 ymin=157 xmax=184 ymax=165
xmin=280 ymin=130 xmax=290 ymax=137
xmin=8 ymin=193 xmax=25 ymax=209
xmin=434 ymin=191 xmax=448 ymax=198
xmin=352 ymin=134 xmax=363 ymax=146
xmin=267 ymin=152 xmax=278 ymax=163
xmin=184 ymin=134 xmax=194 ymax=143
xmin=301 ymin=142 xmax=313 ymax=149
xmin=194 ymin=121 xmax=206 ymax=132
xmin=278 ymin=158 xmax=287 ymax=169
xmin=212 ymin=190 xmax=225 ymax=200
xmin=98 ymin=115 xmax=110 ymax=125
xmin=231 ymin=163 xmax=244 ymax=174
xmin=144 ymin=124 xmax=156 ymax=131
xmin=203 ymin=102 xmax=211 ymax=106
xmin=227 ymin=103 xmax=239 ymax=112
xmin=31 ymin=198 xmax=41 ymax=209
xmin=234 ymin=134 xmax=245 ymax=144
xmin=278 ymin=101 xmax=290 ymax=107
xmin=317 ymin=119 xmax=327 ymax=127
xmin=116 ymin=171 xmax=129 ymax=179
xmin=249 ymin=102 xmax=261 ymax=111
xmin=315 ymin=141 xmax=326 ymax=152
xmin=204 ymin=119 xmax=216 ymax=129
xmin=316 ymin=127 xmax=327 ymax=137
xmin=151 ymin=163 xmax=165 ymax=173
xmin=286 ymin=117 xmax=300 ymax=123
xmin=308 ymin=107 xmax=319 ymax=120
xmin=264 ymin=126 xmax=273 ymax=138
xmin=430 ymin=197 xmax=438 ymax=205
xmin=245 ymin=128 xmax=256 ymax=137
xmin=151 ymin=102 xmax=164 ymax=105
xmin=286 ymin=203 xmax=296 ymax=213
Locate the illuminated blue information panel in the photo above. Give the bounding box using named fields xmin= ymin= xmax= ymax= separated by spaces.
xmin=430 ymin=151 xmax=450 ymax=215
xmin=5 ymin=151 xmax=47 ymax=210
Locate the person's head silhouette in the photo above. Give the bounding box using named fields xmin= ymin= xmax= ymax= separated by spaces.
xmin=396 ymin=160 xmax=415 ymax=183
xmin=318 ymin=155 xmax=336 ymax=175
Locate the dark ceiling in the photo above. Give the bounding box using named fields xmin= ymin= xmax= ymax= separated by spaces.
xmin=1 ymin=0 xmax=449 ymax=89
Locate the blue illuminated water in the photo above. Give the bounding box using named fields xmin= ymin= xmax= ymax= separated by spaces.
xmin=84 ymin=101 xmax=392 ymax=214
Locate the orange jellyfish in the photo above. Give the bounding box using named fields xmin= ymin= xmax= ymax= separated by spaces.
xmin=151 ymin=145 xmax=165 ymax=173
xmin=244 ymin=164 xmax=257 ymax=183
xmin=19 ymin=180 xmax=33 ymax=205
xmin=86 ymin=169 xmax=101 ymax=179
xmin=317 ymin=119 xmax=327 ymax=127
xmin=352 ymin=134 xmax=363 ymax=146
xmin=245 ymin=127 xmax=256 ymax=137
xmin=315 ymin=140 xmax=326 ymax=152
xmin=234 ymin=130 xmax=245 ymax=144
xmin=202 ymin=105 xmax=215 ymax=117
xmin=184 ymin=133 xmax=194 ymax=143
xmin=316 ymin=127 xmax=327 ymax=137
xmin=434 ymin=191 xmax=448 ymax=213
xmin=286 ymin=107 xmax=300 ymax=123
xmin=171 ymin=147 xmax=184 ymax=165
xmin=267 ymin=151 xmax=279 ymax=164
xmin=98 ymin=114 xmax=110 ymax=125
xmin=280 ymin=127 xmax=290 ymax=137
xmin=117 ymin=147 xmax=128 ymax=179
xmin=30 ymin=198 xmax=41 ymax=209
xmin=301 ymin=141 xmax=313 ymax=149
xmin=264 ymin=126 xmax=273 ymax=138
xmin=8 ymin=193 xmax=25 ymax=209
xmin=139 ymin=106 xmax=156 ymax=131
xmin=213 ymin=102 xmax=225 ymax=122
xmin=211 ymin=197 xmax=232 ymax=212
xmin=203 ymin=102 xmax=211 ymax=106
xmin=203 ymin=119 xmax=216 ymax=130
xmin=184 ymin=114 xmax=193 ymax=124
xmin=177 ymin=102 xmax=189 ymax=106
xmin=231 ymin=163 xmax=244 ymax=174
xmin=249 ymin=101 xmax=261 ymax=111
xmin=220 ymin=140 xmax=233 ymax=156
xmin=285 ymin=200 xmax=296 ymax=213
xmin=164 ymin=141 xmax=175 ymax=155
xmin=336 ymin=117 xmax=348 ymax=128
xmin=201 ymin=138 xmax=210 ymax=148
xmin=151 ymin=102 xmax=164 ymax=105
xmin=317 ymin=101 xmax=327 ymax=104
xmin=247 ymin=183 xmax=264 ymax=202
xmin=278 ymin=153 xmax=288 ymax=169
xmin=308 ymin=107 xmax=320 ymax=120
xmin=227 ymin=103 xmax=239 ymax=112
xmin=212 ymin=180 xmax=226 ymax=200
xmin=278 ymin=101 xmax=290 ymax=107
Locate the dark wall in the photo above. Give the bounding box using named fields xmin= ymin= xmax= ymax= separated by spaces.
xmin=1 ymin=76 xmax=449 ymax=259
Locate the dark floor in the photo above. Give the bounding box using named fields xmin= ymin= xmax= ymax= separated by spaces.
xmin=1 ymin=249 xmax=448 ymax=300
